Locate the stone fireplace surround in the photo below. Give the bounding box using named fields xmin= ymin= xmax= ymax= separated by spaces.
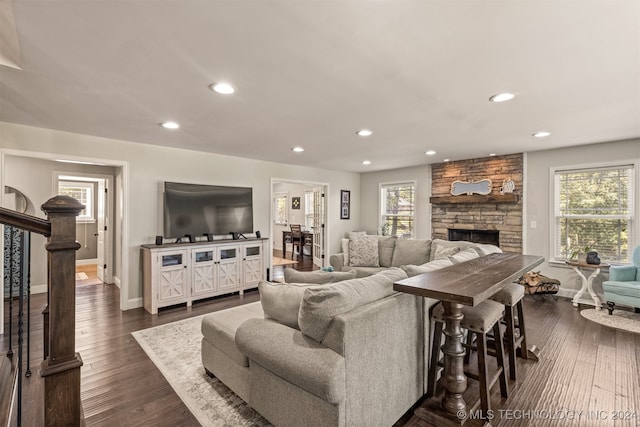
xmin=431 ymin=154 xmax=523 ymax=254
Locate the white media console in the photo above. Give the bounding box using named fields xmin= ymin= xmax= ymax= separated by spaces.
xmin=141 ymin=238 xmax=269 ymax=314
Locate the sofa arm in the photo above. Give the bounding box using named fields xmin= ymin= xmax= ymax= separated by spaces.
xmin=329 ymin=253 xmax=345 ymax=271
xmin=609 ymin=265 xmax=638 ymax=282
xmin=235 ymin=318 xmax=345 ymax=404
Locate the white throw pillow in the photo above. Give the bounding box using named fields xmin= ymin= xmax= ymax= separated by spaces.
xmin=473 ymin=244 xmax=503 ymax=256
xmin=432 ymin=244 xmax=460 ymax=260
xmin=348 ymin=235 xmax=380 ymax=267
xmin=402 ymin=258 xmax=454 ymax=277
xmin=449 ymin=248 xmax=480 ymax=264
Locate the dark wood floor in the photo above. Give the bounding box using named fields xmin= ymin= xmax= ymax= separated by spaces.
xmin=3 ymin=259 xmax=640 ymax=426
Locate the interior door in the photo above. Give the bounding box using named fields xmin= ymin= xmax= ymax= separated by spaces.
xmin=96 ymin=179 xmax=108 ymax=282
xmin=312 ymin=187 xmax=326 ymax=268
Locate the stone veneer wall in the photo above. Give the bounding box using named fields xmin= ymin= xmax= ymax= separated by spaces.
xmin=431 ymin=153 xmax=523 ymax=253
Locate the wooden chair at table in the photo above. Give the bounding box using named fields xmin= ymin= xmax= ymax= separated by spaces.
xmin=289 ymin=224 xmax=303 ymax=259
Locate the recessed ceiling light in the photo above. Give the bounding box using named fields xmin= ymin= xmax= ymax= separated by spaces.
xmin=425 ymin=150 xmax=437 ymax=156
xmin=362 ymin=160 xmax=371 ymax=165
xmin=489 ymin=93 xmax=515 ymax=103
xmin=161 ymin=121 xmax=180 ymax=129
xmin=443 ymin=159 xmax=450 ymax=162
xmin=356 ymin=129 xmax=373 ymax=137
xmin=292 ymin=147 xmax=304 ymax=153
xmin=210 ymin=82 xmax=236 ymax=94
xmin=533 ymin=131 xmax=551 ymax=138
xmin=489 ymin=153 xmax=497 ymax=156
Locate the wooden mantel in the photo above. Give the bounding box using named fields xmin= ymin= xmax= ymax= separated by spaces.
xmin=429 ymin=193 xmax=519 ymax=204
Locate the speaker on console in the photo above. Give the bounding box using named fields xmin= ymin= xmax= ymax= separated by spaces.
xmin=155 ymin=235 xmax=163 ymax=245
xmin=255 ymin=230 xmax=261 ymax=238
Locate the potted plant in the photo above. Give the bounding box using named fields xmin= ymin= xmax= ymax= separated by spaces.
xmin=569 ymin=245 xmax=592 ymax=263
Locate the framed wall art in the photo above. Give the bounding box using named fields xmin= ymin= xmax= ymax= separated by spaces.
xmin=340 ymin=190 xmax=350 ymax=220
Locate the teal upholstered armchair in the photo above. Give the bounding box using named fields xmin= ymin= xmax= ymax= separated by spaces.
xmin=602 ymin=246 xmax=640 ymax=315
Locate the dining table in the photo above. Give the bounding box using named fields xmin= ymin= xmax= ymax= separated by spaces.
xmin=394 ymin=252 xmax=544 ymax=426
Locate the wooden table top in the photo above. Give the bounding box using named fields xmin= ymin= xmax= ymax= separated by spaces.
xmin=565 ymin=260 xmax=610 ymax=269
xmin=394 ymin=253 xmax=545 ymax=306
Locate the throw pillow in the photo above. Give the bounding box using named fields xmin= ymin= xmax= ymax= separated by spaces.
xmin=391 ymin=239 xmax=432 ymax=267
xmin=402 ymin=258 xmax=454 ymax=277
xmin=284 ymin=269 xmax=356 ymax=284
xmin=429 ymin=239 xmax=478 ymax=261
xmin=298 ymin=268 xmax=408 ymax=342
xmin=473 ymin=244 xmax=503 ymax=256
xmin=448 ymin=248 xmax=480 ymax=264
xmin=259 ymin=281 xmax=324 ymax=329
xmin=431 ymin=243 xmax=460 ymax=260
xmin=348 ymin=235 xmax=380 ymax=267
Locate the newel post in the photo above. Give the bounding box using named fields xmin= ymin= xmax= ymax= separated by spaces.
xmin=40 ymin=195 xmax=84 ymax=426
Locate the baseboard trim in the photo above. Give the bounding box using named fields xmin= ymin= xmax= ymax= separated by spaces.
xmin=113 ymin=276 xmax=121 ymax=289
xmin=76 ymin=258 xmax=98 ymax=266
xmin=31 ymin=284 xmax=47 ymax=294
xmin=127 ymin=297 xmax=143 ymax=310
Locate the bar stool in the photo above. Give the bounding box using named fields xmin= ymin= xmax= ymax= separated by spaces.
xmin=428 ymin=300 xmax=508 ymax=418
xmin=490 ymin=283 xmax=528 ymax=381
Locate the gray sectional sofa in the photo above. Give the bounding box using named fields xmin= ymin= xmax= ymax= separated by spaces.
xmin=201 ymin=237 xmax=501 ymax=427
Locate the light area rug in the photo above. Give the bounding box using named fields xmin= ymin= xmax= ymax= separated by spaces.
xmin=272 ymin=256 xmax=298 ymax=266
xmin=580 ymin=308 xmax=640 ymax=334
xmin=132 ymin=315 xmax=271 ymax=426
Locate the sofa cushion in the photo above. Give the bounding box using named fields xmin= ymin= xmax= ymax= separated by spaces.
xmin=378 ymin=236 xmax=397 ymax=267
xmin=391 ymin=239 xmax=432 ymax=267
xmin=402 ymin=257 xmax=454 ymax=277
xmin=603 ymin=281 xmax=640 ymax=298
xmin=349 ymin=235 xmax=380 ymax=267
xmin=298 ymin=268 xmax=408 ymax=342
xmin=284 ymin=269 xmax=356 ymax=284
xmin=260 ymin=281 xmax=327 ymax=329
xmin=201 ymin=301 xmax=264 ymax=367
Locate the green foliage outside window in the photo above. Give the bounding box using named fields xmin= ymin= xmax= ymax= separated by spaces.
xmin=381 ymin=183 xmax=415 ymax=237
xmin=555 ymin=166 xmax=633 ymax=263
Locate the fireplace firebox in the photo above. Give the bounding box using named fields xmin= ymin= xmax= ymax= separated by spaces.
xmin=448 ymin=229 xmax=499 ymax=246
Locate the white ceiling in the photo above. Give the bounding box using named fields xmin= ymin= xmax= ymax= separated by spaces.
xmin=1 ymin=1 xmax=638 ymax=172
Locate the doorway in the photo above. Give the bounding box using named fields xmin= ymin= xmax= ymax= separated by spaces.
xmin=271 ymin=179 xmax=328 ymax=282
xmin=54 ymin=172 xmax=114 ymax=284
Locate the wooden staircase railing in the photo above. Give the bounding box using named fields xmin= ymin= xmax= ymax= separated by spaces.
xmin=1 ymin=195 xmax=84 ymax=426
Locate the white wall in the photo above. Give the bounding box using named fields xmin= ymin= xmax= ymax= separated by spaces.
xmin=359 ymin=165 xmax=431 ymax=239
xmin=0 ymin=122 xmax=360 ymax=308
xmin=525 ymin=138 xmax=640 ymax=298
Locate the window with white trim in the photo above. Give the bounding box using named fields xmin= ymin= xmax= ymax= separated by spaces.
xmin=380 ymin=181 xmax=415 ymax=237
xmin=58 ymin=180 xmax=95 ymax=222
xmin=553 ymin=164 xmax=634 ymax=263
xmin=304 ymin=191 xmax=314 ymax=230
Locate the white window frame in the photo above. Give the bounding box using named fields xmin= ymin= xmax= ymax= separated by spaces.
xmin=550 ymin=161 xmax=637 ymax=264
xmin=58 ymin=180 xmax=95 ymax=222
xmin=379 ymin=180 xmax=417 ymax=238
xmin=304 ymin=190 xmax=314 ymax=230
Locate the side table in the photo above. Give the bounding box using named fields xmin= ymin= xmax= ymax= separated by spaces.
xmin=566 ymin=261 xmax=609 ymax=310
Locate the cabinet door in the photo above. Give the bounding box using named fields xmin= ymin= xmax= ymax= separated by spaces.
xmin=217 ymin=245 xmax=241 ymax=291
xmin=191 ymin=248 xmax=217 ymax=298
xmin=158 ymin=251 xmax=188 ymax=305
xmin=242 ymin=243 xmax=263 ymax=288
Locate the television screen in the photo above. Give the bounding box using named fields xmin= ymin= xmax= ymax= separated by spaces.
xmin=163 ymin=182 xmax=253 ymax=238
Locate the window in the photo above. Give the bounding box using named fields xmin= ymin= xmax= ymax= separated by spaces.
xmin=380 ymin=181 xmax=415 ymax=237
xmin=58 ymin=180 xmax=94 ymax=221
xmin=273 ymin=193 xmax=288 ymax=225
xmin=553 ymin=164 xmax=634 ymax=263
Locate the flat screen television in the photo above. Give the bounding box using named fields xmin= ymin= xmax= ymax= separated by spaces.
xmin=163 ymin=182 xmax=253 ymax=239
